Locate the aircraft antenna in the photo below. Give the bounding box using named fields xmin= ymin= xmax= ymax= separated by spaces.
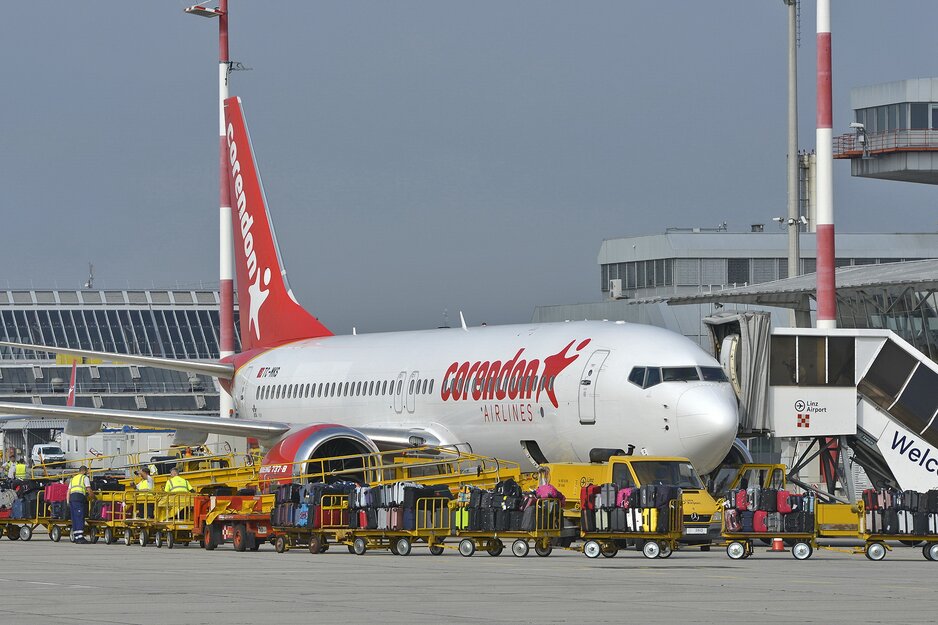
xmin=83 ymin=263 xmax=94 ymax=289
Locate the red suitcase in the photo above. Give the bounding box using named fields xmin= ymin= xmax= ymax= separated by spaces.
xmin=753 ymin=510 xmax=768 ymax=532
xmin=776 ymin=490 xmax=792 ymax=514
xmin=44 ymin=482 xmax=69 ymax=503
xmin=735 ymin=490 xmax=748 ymax=511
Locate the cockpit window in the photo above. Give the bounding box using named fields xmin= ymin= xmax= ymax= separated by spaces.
xmin=628 ymin=367 xmax=645 ymax=387
xmin=645 ymin=367 xmax=661 ymax=388
xmin=661 ymin=367 xmax=700 ymax=382
xmin=700 ymin=366 xmax=728 ymax=382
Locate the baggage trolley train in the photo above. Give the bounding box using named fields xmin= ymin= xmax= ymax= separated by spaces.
xmin=451 ymin=498 xmax=563 ymax=558
xmin=857 ymin=500 xmax=938 ymax=561
xmin=272 ymin=496 xmax=454 ymax=556
xmin=721 ymin=509 xmax=818 ymax=561
xmin=578 ymin=499 xmax=683 ymax=560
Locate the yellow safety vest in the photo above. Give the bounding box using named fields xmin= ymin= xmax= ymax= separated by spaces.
xmin=69 ymin=474 xmax=87 ymax=496
xmin=165 ymin=476 xmax=192 ymax=493
xmin=136 ymin=479 xmax=152 ymax=492
xmin=15 ymin=463 xmax=26 ymax=479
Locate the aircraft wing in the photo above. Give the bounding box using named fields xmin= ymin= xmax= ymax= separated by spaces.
xmin=0 ymin=340 xmax=233 ymax=380
xmin=0 ymin=401 xmax=290 ymax=442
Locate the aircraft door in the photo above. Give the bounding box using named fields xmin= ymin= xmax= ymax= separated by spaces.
xmin=406 ymin=371 xmax=419 ymax=413
xmin=393 ymin=371 xmax=407 ymax=414
xmin=578 ymin=350 xmax=610 ymax=425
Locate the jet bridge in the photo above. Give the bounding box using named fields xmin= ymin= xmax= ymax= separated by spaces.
xmin=707 ymin=313 xmax=938 ymax=495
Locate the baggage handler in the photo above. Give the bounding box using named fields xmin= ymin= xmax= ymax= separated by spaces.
xmin=68 ymin=466 xmax=93 ymax=544
xmin=8 ymin=458 xmax=27 ymax=480
xmin=134 ymin=467 xmax=155 ymax=519
xmin=164 ymin=468 xmax=194 ymax=493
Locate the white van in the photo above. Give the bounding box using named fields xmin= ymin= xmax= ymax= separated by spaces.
xmin=31 ymin=444 xmax=66 ymax=466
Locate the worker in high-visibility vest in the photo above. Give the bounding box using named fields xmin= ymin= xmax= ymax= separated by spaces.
xmin=8 ymin=458 xmax=27 ymax=481
xmin=164 ymin=467 xmax=193 ymax=493
xmin=68 ymin=466 xmax=92 ymax=544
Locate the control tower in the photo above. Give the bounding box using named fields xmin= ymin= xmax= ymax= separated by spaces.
xmin=833 ymin=78 xmax=938 ymax=184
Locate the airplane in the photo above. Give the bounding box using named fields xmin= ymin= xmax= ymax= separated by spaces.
xmin=0 ymin=97 xmax=741 ymax=480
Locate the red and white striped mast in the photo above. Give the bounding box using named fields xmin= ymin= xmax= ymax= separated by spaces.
xmin=815 ymin=0 xmax=837 ymax=329
xmin=186 ymin=1 xmax=235 ymax=417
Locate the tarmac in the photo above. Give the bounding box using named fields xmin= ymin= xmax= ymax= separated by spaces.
xmin=0 ymin=536 xmax=935 ymax=625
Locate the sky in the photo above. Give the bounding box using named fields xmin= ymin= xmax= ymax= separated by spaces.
xmin=1 ymin=1 xmax=937 ymax=334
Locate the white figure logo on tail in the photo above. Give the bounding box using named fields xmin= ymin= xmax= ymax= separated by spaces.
xmin=248 ymin=267 xmax=271 ymax=340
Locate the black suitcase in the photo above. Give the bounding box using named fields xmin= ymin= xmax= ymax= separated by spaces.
xmin=912 ymin=511 xmax=928 ymax=535
xmin=640 ymin=485 xmax=656 ymax=509
xmin=611 ymin=508 xmax=627 ymax=532
xmin=509 ymin=510 xmax=523 ymax=531
xmin=469 ymin=488 xmax=483 ymax=509
xmin=882 ymin=509 xmax=899 ymax=534
xmin=480 ymin=492 xmax=494 ymax=509
xmin=503 ymin=495 xmax=521 ymax=511
xmin=761 ymin=488 xmax=778 ymax=512
xmin=656 ymin=506 xmax=669 ymax=533
xmin=655 ymin=485 xmax=679 ymax=508
xmin=480 ymin=509 xmax=496 ymax=532
xmin=521 ymin=505 xmax=536 ymax=531
xmin=91 ymin=476 xmax=124 ymax=492
xmin=495 ymin=479 xmax=522 ymax=498
xmin=495 ymin=509 xmax=511 ymax=531
xmin=580 ymin=509 xmax=596 ymax=533
xmin=740 ymin=510 xmax=755 ymax=532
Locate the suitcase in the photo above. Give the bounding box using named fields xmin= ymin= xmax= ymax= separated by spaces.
xmin=276 ymin=483 xmax=302 ymax=506
xmin=912 ymin=512 xmax=928 ymax=535
xmin=536 ymin=484 xmax=563 ymax=501
xmin=898 ymin=510 xmax=913 ymax=534
xmin=315 ymin=505 xmax=348 ymax=529
xmin=295 ymin=504 xmax=310 ymax=528
xmin=617 ymin=487 xmax=633 ymax=509
xmin=788 ymin=494 xmax=803 ymax=513
xmin=740 ymin=510 xmax=755 ymax=533
xmin=509 ymin=510 xmax=523 ymax=531
xmin=521 ymin=505 xmax=536 ymax=531
xmin=864 ymin=511 xmax=877 ymax=534
xmin=580 ymin=485 xmax=600 ymax=511
xmin=455 ymin=508 xmax=470 ymax=530
xmin=655 ymin=485 xmax=678 ymax=508
xmin=599 ymin=483 xmax=618 ymax=509
xmin=580 ymin=509 xmax=596 ymax=533
xmin=377 ymin=507 xmax=389 ymax=530
xmin=862 ymin=488 xmax=879 ymax=511
xmin=11 ymin=498 xmax=25 ymax=519
xmin=929 ymin=513 xmax=938 ymax=534
xmin=596 ymin=508 xmax=610 ymax=531
xmin=43 ymin=482 xmax=69 ymax=503
xmin=927 ymin=490 xmax=938 ymax=513
xmin=882 ymin=509 xmax=899 ymax=534
xmin=640 ymin=485 xmax=657 ymax=509
xmin=735 ymin=489 xmax=748 ymax=511
xmin=776 ymin=491 xmax=792 ymax=514
xmin=469 ymin=488 xmax=483 ymax=509
xmin=767 ymin=511 xmax=783 ymax=533
xmin=747 ymin=487 xmax=761 ymax=511
xmin=389 ymin=507 xmax=403 ymax=531
xmin=611 ymin=507 xmax=627 ymax=532
xmin=761 ymin=489 xmax=778 ymax=512
xmin=753 ymin=510 xmax=768 ymax=532
xmin=725 ymin=509 xmax=741 ymax=532
xmin=91 ymin=476 xmax=124 ymax=492
xmin=480 ymin=491 xmax=494 ymax=509
xmin=495 ymin=509 xmax=511 ymax=531
xmin=481 ymin=509 xmax=497 ymax=532
xmin=627 ymin=508 xmax=644 ymax=532
xmin=642 ymin=507 xmax=658 ymax=533
xmin=656 ymin=506 xmax=669 ymax=533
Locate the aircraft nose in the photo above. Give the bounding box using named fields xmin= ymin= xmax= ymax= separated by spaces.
xmin=675 ymin=385 xmax=739 ymax=474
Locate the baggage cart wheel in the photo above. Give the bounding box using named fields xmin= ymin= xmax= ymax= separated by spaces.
xmin=429 ymin=544 xmax=445 ymax=556
xmin=486 ymin=539 xmax=503 ymax=557
xmin=275 ymin=536 xmax=288 ymax=554
xmin=347 ymin=544 xmax=356 ymax=554
xmin=104 ymin=527 xmax=114 ymax=545
xmin=726 ymin=541 xmax=746 ymax=560
xmin=395 ymin=537 xmax=412 ymax=557
xmin=166 ymin=532 xmax=175 ymax=549
xmin=90 ymin=533 xmax=99 ymax=544
xmin=511 ymin=539 xmax=529 ymax=558
xmin=138 ymin=528 xmax=149 ymax=547
xmin=233 ymin=524 xmax=248 ymax=552
xmin=50 ymin=526 xmax=61 ymax=542
xmin=308 ymin=536 xmax=322 ymax=555
xmin=791 ymin=542 xmax=813 ymax=560
xmin=390 ymin=539 xmax=400 ymax=555
xmin=124 ymin=529 xmax=132 ymax=546
xmin=601 ymin=545 xmax=618 ymax=558
xmin=658 ymin=543 xmax=673 ymax=559
xmin=642 ymin=541 xmax=661 ymax=559
xmin=155 ymin=532 xmax=164 ymax=549
xmin=19 ymin=526 xmax=32 ymax=541
xmin=7 ymin=526 xmax=19 ymax=541
xmin=583 ymin=540 xmax=602 ymax=559
xmin=865 ymin=542 xmax=886 ymax=561
xmin=924 ymin=544 xmax=938 ymax=561
xmin=352 ymin=537 xmax=368 ymax=555
xmin=534 ymin=543 xmax=552 ymax=557
xmin=458 ymin=538 xmax=475 ymax=557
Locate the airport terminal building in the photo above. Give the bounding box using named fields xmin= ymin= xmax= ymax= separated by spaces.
xmin=0 ymin=288 xmax=238 ymax=459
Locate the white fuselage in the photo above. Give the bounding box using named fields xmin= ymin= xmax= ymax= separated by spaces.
xmin=230 ymin=320 xmax=739 ymax=473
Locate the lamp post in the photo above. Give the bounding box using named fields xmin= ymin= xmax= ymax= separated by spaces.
xmin=185 ymin=2 xmax=235 ymax=418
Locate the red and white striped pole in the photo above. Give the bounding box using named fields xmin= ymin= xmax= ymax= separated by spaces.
xmin=217 ymin=0 xmax=235 ymax=416
xmin=815 ymin=0 xmax=837 ymax=329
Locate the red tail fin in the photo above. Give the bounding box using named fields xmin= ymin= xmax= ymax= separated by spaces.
xmin=224 ymin=97 xmax=332 ymax=351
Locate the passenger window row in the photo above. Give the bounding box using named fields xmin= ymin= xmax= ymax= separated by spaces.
xmin=628 ymin=365 xmax=727 ymax=389
xmin=255 ymin=377 xmax=435 ymax=401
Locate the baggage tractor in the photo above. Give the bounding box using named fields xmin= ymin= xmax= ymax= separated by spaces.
xmin=753 ymin=510 xmax=768 ymax=532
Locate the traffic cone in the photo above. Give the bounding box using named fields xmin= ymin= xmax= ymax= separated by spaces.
xmin=769 ymin=537 xmax=787 ymax=552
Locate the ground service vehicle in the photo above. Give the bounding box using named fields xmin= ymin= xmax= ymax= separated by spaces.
xmin=538 ymin=455 xmax=719 ymax=545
